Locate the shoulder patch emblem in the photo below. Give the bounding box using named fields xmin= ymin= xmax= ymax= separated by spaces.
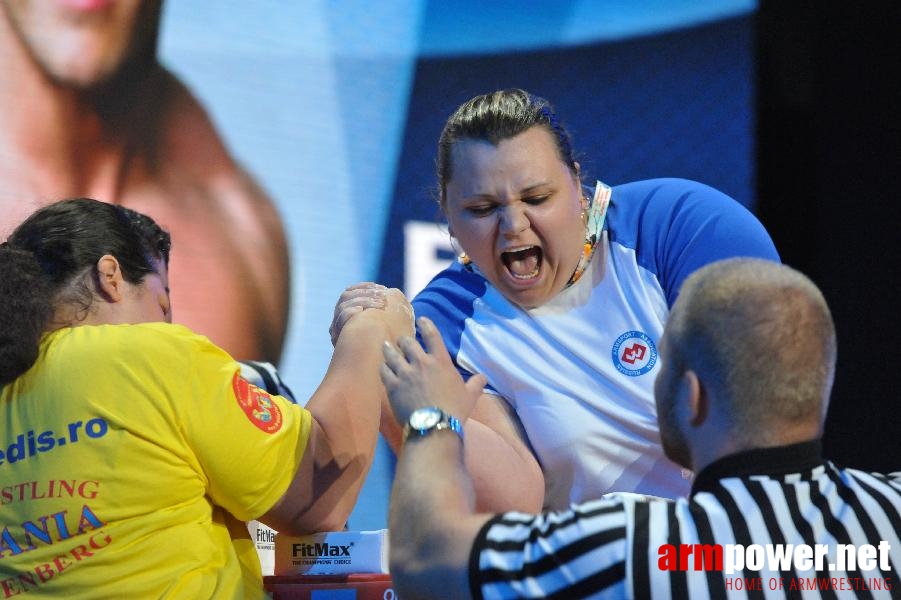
xmin=232 ymin=372 xmax=283 ymax=433
xmin=612 ymin=330 xmax=658 ymax=376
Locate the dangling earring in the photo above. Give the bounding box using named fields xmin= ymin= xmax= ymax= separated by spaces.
xmin=450 ymin=235 xmax=472 ymax=268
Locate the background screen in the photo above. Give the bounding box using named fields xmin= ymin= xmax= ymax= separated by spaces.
xmin=158 ymin=0 xmax=758 ymax=529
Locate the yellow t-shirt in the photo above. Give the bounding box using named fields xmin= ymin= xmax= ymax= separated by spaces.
xmin=0 ymin=323 xmax=312 ymax=598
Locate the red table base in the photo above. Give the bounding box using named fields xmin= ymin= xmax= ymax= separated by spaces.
xmin=264 ymin=574 xmax=394 ymax=599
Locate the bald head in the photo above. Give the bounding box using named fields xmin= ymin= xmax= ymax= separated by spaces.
xmin=662 ymin=258 xmax=836 ymax=447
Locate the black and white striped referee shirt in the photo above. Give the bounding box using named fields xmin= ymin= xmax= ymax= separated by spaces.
xmin=470 ymin=441 xmax=901 ymax=599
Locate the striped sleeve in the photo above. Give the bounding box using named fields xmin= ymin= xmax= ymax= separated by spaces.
xmin=470 ymin=465 xmax=901 ymax=599
xmin=470 ymin=499 xmax=629 ymax=599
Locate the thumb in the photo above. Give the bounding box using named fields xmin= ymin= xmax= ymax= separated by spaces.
xmin=465 ymin=373 xmax=487 ymax=399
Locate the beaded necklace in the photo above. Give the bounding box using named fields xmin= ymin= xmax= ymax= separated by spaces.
xmin=564 ymin=180 xmax=611 ymax=288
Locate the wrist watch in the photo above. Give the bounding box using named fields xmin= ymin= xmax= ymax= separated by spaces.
xmin=403 ymin=406 xmax=463 ymax=442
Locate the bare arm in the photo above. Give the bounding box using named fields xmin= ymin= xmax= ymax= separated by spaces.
xmin=329 ymin=291 xmax=543 ymax=513
xmin=390 ymin=432 xmax=492 ymax=600
xmin=382 ymin=317 xmax=494 ymax=599
xmin=378 ymin=367 xmax=544 ymax=514
xmin=464 ymin=393 xmax=544 ymax=512
xmin=260 ymin=285 xmax=413 ymax=533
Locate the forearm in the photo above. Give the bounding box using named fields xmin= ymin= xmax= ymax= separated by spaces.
xmin=389 ymin=433 xmax=487 ymax=600
xmin=270 ymin=315 xmax=388 ymax=533
xmin=380 ymin=395 xmax=404 ymax=454
xmin=464 ymin=421 xmax=544 ymax=513
xmin=385 ymin=412 xmax=545 ymax=513
xmin=465 ymin=394 xmax=545 ymax=513
xmin=384 ymin=400 xmax=545 ymax=512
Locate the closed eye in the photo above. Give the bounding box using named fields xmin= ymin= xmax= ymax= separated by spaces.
xmin=466 ymin=204 xmax=496 ymax=217
xmin=523 ymin=194 xmax=550 ymax=206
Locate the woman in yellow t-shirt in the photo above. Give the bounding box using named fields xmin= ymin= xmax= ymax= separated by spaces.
xmin=0 ymin=198 xmax=410 ymax=598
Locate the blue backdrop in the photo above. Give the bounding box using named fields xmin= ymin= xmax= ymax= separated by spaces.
xmin=158 ymin=0 xmax=757 ymax=530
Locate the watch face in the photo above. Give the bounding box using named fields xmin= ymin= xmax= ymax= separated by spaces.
xmin=409 ymin=407 xmax=442 ymax=430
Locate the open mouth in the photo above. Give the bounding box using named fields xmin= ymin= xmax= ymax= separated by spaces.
xmin=501 ymin=246 xmax=542 ymax=280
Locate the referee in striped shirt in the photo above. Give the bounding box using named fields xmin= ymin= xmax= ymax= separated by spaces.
xmin=381 ymin=258 xmax=900 ymax=599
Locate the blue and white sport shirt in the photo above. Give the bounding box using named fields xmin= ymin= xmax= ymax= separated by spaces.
xmin=413 ymin=178 xmax=780 ymax=508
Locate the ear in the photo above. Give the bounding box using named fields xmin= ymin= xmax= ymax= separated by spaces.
xmin=683 ymin=370 xmax=707 ymax=426
xmin=95 ymin=255 xmax=125 ymax=302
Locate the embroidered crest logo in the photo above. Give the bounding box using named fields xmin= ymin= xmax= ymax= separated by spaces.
xmin=232 ymin=372 xmax=283 ymax=433
xmin=612 ymin=330 xmax=658 ymax=376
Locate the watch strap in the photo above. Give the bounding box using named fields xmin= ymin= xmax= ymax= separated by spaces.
xmin=403 ymin=410 xmax=463 ymax=442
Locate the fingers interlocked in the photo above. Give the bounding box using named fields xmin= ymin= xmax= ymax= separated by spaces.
xmin=329 ymin=282 xmax=388 ymax=346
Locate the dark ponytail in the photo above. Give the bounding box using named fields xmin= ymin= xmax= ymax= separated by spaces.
xmin=0 ymin=199 xmax=171 ymax=385
xmin=0 ymin=246 xmax=55 ymax=384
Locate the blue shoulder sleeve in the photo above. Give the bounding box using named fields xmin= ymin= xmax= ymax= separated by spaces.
xmin=607 ymin=178 xmax=780 ymax=306
xmin=412 ymin=262 xmax=487 ymax=381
